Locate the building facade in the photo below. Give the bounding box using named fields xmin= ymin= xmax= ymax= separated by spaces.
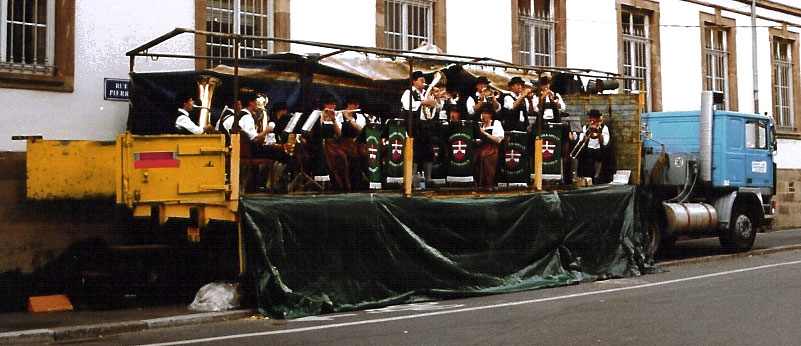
xmin=1 ymin=0 xmax=801 ymax=230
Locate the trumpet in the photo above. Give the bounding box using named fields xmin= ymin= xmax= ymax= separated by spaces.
xmin=255 ymin=93 xmax=269 ymax=133
xmin=481 ymin=84 xmax=503 ymax=103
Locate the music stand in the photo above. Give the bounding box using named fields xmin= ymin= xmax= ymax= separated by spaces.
xmin=287 ymin=137 xmax=324 ymax=193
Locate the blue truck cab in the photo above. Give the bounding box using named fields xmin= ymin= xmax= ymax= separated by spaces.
xmin=642 ymin=102 xmax=775 ymax=253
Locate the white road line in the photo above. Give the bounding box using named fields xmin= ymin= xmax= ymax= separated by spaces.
xmin=140 ymin=259 xmax=801 ymax=346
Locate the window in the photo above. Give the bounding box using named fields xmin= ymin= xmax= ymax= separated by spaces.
xmin=773 ymin=39 xmax=794 ymax=130
xmin=621 ymin=10 xmax=650 ymax=111
xmin=518 ymin=0 xmax=554 ymax=67
xmin=205 ymin=0 xmax=274 ymax=67
xmin=700 ymin=13 xmax=737 ymax=111
xmin=384 ymin=0 xmax=432 ymax=50
xmin=745 ymin=120 xmax=767 ymax=150
xmin=0 ymin=0 xmax=55 ymax=75
xmin=704 ymin=27 xmax=728 ymax=109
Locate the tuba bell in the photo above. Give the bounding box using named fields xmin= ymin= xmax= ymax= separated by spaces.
xmin=423 ymin=71 xmax=446 ymax=120
xmin=196 ymin=75 xmax=222 ymax=129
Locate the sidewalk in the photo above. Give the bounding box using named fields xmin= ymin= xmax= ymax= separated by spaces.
xmin=0 ymin=305 xmax=255 ymax=344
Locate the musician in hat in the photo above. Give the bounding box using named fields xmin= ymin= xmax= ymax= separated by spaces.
xmin=535 ymin=72 xmax=565 ymax=125
xmin=576 ymin=109 xmax=610 ymax=183
xmin=239 ymin=90 xmax=290 ymax=191
xmin=329 ymin=96 xmax=369 ymax=190
xmin=401 ymin=71 xmax=438 ymax=187
xmin=502 ymin=76 xmax=534 ymax=132
xmin=474 ymin=104 xmax=505 ymax=187
xmin=174 ymin=94 xmax=215 ymax=134
xmin=466 ymin=76 xmax=501 ymax=120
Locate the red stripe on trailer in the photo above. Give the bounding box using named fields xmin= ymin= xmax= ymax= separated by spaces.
xmin=134 ymin=151 xmax=179 ymax=169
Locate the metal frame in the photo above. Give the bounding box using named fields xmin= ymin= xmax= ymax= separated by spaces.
xmin=0 ymin=0 xmax=55 ymax=74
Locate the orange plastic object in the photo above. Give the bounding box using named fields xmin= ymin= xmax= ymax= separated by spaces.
xmin=28 ymin=294 xmax=74 ymax=313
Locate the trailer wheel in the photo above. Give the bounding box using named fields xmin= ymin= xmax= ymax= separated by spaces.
xmin=719 ymin=204 xmax=756 ymax=253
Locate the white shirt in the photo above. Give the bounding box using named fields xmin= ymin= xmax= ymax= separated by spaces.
xmin=466 ymin=92 xmax=501 ymax=115
xmin=401 ymin=88 xmax=425 ymax=120
xmin=175 ymin=109 xmax=204 ymax=134
xmin=335 ymin=111 xmax=367 ymax=129
xmin=215 ymin=107 xmax=235 ymax=133
xmin=536 ymin=92 xmax=565 ymax=120
xmin=239 ymin=109 xmax=259 ymax=141
xmin=480 ymin=119 xmax=505 ymax=141
xmin=503 ymin=93 xmax=531 ymax=122
xmin=579 ymin=124 xmax=610 ymax=150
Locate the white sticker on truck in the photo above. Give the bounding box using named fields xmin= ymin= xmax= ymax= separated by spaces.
xmin=751 ymin=160 xmax=767 ymax=174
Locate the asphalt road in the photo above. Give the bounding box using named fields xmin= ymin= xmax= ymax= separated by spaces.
xmin=72 ymin=232 xmax=801 ymax=346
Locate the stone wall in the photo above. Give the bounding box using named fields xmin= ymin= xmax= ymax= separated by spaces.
xmin=562 ymin=94 xmax=642 ymax=184
xmin=773 ymin=169 xmax=801 ymax=230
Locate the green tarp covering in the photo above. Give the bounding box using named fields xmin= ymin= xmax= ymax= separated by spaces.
xmin=240 ymin=185 xmax=660 ymax=319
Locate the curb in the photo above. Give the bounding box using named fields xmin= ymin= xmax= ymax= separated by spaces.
xmin=658 ymin=244 xmax=801 ymax=267
xmin=0 ymin=309 xmax=256 ymax=344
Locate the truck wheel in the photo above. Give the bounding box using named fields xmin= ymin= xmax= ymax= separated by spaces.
xmin=719 ymin=205 xmax=757 ymax=253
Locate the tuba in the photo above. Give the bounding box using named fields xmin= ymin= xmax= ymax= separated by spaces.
xmin=422 ymin=71 xmax=445 ymax=120
xmin=255 ymin=93 xmax=269 ymax=132
xmin=196 ymin=75 xmax=221 ymax=129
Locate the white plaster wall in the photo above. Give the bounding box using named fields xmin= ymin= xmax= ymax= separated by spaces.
xmin=0 ymin=0 xmax=195 ymax=152
xmin=775 ymin=139 xmax=801 ymax=169
xmin=446 ymin=0 xmax=512 ymax=62
xmin=565 ymin=1 xmax=617 ymax=74
xmin=290 ymin=0 xmax=376 ymax=54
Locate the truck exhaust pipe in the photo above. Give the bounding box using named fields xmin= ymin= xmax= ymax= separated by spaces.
xmin=699 ymin=91 xmax=714 ymax=182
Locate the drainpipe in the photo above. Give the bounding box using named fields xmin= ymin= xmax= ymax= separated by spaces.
xmin=751 ymin=0 xmax=759 ymax=114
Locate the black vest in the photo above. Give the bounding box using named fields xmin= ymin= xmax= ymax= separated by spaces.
xmin=503 ymin=94 xmax=530 ymax=131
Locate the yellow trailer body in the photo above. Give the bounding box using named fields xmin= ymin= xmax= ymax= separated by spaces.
xmin=26 ymin=139 xmax=118 ymax=199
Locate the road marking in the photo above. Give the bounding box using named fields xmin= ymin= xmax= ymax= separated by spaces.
xmin=292 ymin=313 xmax=357 ymax=322
xmin=139 ymin=259 xmax=801 ymax=346
xmin=365 ymin=302 xmax=465 ymax=314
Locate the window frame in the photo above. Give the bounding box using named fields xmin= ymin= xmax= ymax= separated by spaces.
xmin=383 ymin=0 xmax=433 ymax=51
xmin=615 ymin=0 xmax=661 ymax=112
xmin=517 ymin=0 xmax=555 ymax=67
xmin=769 ymin=26 xmax=801 ymax=138
xmin=0 ymin=0 xmax=74 ymax=92
xmin=376 ymin=0 xmax=445 ymax=52
xmin=699 ymin=11 xmax=738 ymax=111
xmin=195 ymin=0 xmax=289 ymax=70
xmin=620 ymin=9 xmax=651 ymax=111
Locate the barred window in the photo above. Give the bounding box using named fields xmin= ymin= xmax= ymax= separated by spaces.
xmin=206 ymin=0 xmax=274 ymax=67
xmin=773 ymin=39 xmax=794 ymax=130
xmin=704 ymin=27 xmax=729 ymax=109
xmin=384 ymin=0 xmax=432 ymax=50
xmin=0 ymin=0 xmax=55 ymax=75
xmin=518 ymin=0 xmax=554 ymax=67
xmin=621 ymin=10 xmax=650 ymax=111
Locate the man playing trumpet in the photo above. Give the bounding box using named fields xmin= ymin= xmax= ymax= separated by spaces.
xmin=535 ymin=72 xmax=565 ymax=125
xmin=502 ymin=76 xmax=534 ymax=132
xmin=576 ymin=109 xmax=610 ymax=183
xmin=466 ymin=76 xmax=501 ymax=121
xmin=401 ymin=71 xmax=439 ymax=188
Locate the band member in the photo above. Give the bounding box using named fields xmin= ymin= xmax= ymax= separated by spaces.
xmin=330 ymin=97 xmax=368 ymax=190
xmin=270 ymin=102 xmax=292 ymax=142
xmin=577 ymin=109 xmax=610 ymax=183
xmin=400 ymin=71 xmax=438 ymax=187
xmin=535 ymin=72 xmax=565 ymax=126
xmin=466 ymin=76 xmax=501 ymax=121
xmin=474 ymin=104 xmax=505 ymax=187
xmin=239 ymin=91 xmax=291 ymax=191
xmin=502 ymin=76 xmax=534 ymax=132
xmin=175 ymin=94 xmax=215 ymax=134
xmin=446 ymin=103 xmax=461 ymax=123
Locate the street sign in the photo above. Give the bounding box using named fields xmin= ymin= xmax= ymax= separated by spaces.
xmin=104 ymin=78 xmax=130 ymax=101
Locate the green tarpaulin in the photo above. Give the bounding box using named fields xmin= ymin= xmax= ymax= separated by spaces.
xmin=240 ymin=185 xmax=660 ymax=319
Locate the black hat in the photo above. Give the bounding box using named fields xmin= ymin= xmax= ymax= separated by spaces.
xmin=588 ymin=109 xmax=602 ymax=118
xmin=475 ymin=76 xmax=491 ymax=85
xmin=176 ymin=92 xmax=194 ymax=105
xmin=239 ymin=88 xmax=257 ymax=103
xmin=411 ymin=71 xmax=425 ymax=80
xmin=539 ymin=72 xmax=552 ymax=84
xmin=345 ymin=96 xmax=361 ymax=105
xmin=444 ymin=103 xmax=460 ymax=114
xmin=317 ymin=94 xmax=336 ymax=107
xmin=507 ymin=76 xmax=524 ymax=86
xmin=272 ymin=102 xmax=288 ymax=112
xmin=479 ymin=104 xmax=495 ymax=115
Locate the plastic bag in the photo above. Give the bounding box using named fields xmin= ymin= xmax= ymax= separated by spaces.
xmin=188 ymin=282 xmax=240 ymax=312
